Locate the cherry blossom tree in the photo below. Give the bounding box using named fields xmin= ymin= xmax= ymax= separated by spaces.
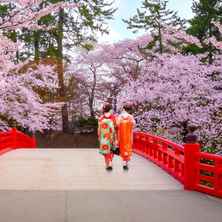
xmin=74 ymin=25 xmax=222 ymax=148
xmin=67 ymin=47 xmax=112 ymax=118
xmin=0 ymin=1 xmax=77 ymax=30
xmin=64 ymin=17 xmax=222 ymax=149
xmin=0 ymin=0 xmax=77 ymax=131
xmin=114 ymin=27 xmax=222 ymax=148
xmin=117 ymin=54 xmax=222 ymax=146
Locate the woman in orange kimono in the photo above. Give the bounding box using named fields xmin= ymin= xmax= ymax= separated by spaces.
xmin=117 ymin=104 xmax=135 ymax=170
xmin=98 ymin=104 xmax=117 ymax=171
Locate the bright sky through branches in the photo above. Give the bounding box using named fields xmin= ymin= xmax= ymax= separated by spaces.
xmin=99 ymin=0 xmax=194 ymax=43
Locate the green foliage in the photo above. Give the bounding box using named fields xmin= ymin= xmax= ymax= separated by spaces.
xmin=81 ymin=43 xmax=95 ymax=51
xmin=7 ymin=0 xmax=116 ymax=62
xmin=123 ymin=0 xmax=185 ymax=32
xmin=123 ymin=0 xmax=185 ymax=53
xmin=0 ymin=4 xmax=8 ymax=17
xmin=182 ymin=44 xmax=206 ymax=55
xmin=187 ymin=0 xmax=222 ymax=63
xmin=5 ymin=31 xmax=17 ymax=42
xmin=201 ymin=146 xmax=219 ymax=154
xmin=46 ymin=46 xmax=60 ymax=58
xmin=87 ymin=117 xmax=98 ymax=127
xmin=39 ymin=14 xmax=56 ymax=26
xmin=78 ymin=117 xmax=98 ymax=128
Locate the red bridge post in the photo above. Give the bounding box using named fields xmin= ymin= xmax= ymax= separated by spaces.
xmin=32 ymin=135 xmax=37 ymax=148
xmin=11 ymin=128 xmax=18 ymax=149
xmin=184 ymin=143 xmax=200 ymax=190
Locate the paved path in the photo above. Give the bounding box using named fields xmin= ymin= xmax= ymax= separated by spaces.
xmin=0 ymin=149 xmax=182 ymax=190
xmin=0 ymin=149 xmax=221 ymax=222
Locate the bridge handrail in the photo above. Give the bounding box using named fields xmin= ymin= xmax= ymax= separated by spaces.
xmin=193 ymin=151 xmax=222 ymax=198
xmin=14 ymin=130 xmax=36 ymax=148
xmin=0 ymin=128 xmax=36 ymax=155
xmin=133 ymin=131 xmax=222 ymax=198
xmin=133 ymin=131 xmax=185 ymax=183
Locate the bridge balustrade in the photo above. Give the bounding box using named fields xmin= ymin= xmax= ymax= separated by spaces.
xmin=0 ymin=128 xmax=36 ymax=155
xmin=0 ymin=129 xmax=221 ymax=198
xmin=134 ymin=131 xmax=222 ymax=198
xmin=194 ymin=151 xmax=222 ymax=198
xmin=133 ymin=132 xmax=185 ymax=183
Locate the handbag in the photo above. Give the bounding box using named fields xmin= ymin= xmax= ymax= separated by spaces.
xmin=111 ymin=146 xmax=120 ymax=155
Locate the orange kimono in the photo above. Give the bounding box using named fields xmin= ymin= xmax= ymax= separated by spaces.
xmin=117 ymin=112 xmax=135 ymax=161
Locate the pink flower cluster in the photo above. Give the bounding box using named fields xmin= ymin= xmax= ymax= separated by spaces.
xmin=0 ymin=0 xmax=77 ymax=131
xmin=70 ymin=26 xmax=222 ymax=147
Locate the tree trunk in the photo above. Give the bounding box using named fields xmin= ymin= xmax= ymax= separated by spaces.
xmin=89 ymin=67 xmax=97 ymax=118
xmin=157 ymin=10 xmax=163 ymax=54
xmin=208 ymin=20 xmax=213 ymax=64
xmin=158 ymin=24 xmax=163 ymax=54
xmin=34 ymin=30 xmax=40 ymax=64
xmin=113 ymin=94 xmax=117 ymax=112
xmin=57 ymin=8 xmax=69 ymax=132
xmin=11 ymin=31 xmax=19 ymax=63
xmin=89 ymin=97 xmax=95 ymax=118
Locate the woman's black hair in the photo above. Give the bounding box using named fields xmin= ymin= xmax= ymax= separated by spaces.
xmin=103 ymin=103 xmax=112 ymax=113
xmin=188 ymin=125 xmax=197 ymax=133
xmin=123 ymin=104 xmax=133 ymax=113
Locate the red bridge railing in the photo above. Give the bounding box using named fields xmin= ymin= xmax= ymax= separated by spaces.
xmin=0 ymin=128 xmax=36 ymax=155
xmin=133 ymin=131 xmax=222 ymax=198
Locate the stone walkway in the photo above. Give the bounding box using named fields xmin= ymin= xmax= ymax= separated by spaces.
xmin=0 ymin=149 xmax=182 ymax=190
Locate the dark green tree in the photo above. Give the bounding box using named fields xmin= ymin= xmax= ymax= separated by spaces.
xmin=2 ymin=0 xmax=116 ymax=132
xmin=187 ymin=0 xmax=222 ymax=64
xmin=53 ymin=0 xmax=116 ymax=132
xmin=123 ymin=0 xmax=185 ymax=54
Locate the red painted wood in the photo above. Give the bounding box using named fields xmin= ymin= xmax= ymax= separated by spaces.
xmin=184 ymin=143 xmax=200 ymax=190
xmin=0 ymin=128 xmax=36 ymax=156
xmin=133 ymin=132 xmax=222 ymax=198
